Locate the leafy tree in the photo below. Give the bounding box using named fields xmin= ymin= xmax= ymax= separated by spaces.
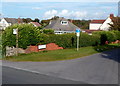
xmin=2 ymin=24 xmax=41 ymax=49
xmin=40 ymin=20 xmax=50 ymax=27
xmin=33 ymin=18 xmax=40 ymax=23
xmin=69 ymin=19 xmax=90 ymax=29
xmin=22 ymin=18 xmax=33 ymax=23
xmin=109 ymin=17 xmax=120 ymax=31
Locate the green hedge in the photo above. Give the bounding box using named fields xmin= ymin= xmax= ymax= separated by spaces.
xmin=92 ymin=31 xmax=120 ymax=45
xmin=39 ymin=33 xmax=100 ymax=48
xmin=3 ymin=25 xmax=120 ymax=49
xmin=39 ymin=31 xmax=119 ymax=48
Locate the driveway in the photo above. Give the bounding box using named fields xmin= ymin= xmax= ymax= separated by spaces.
xmin=2 ymin=48 xmax=120 ymax=84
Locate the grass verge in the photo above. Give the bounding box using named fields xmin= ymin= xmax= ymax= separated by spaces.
xmin=2 ymin=43 xmax=120 ymax=62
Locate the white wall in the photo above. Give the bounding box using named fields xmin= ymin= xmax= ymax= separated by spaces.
xmin=89 ymin=23 xmax=102 ymax=30
xmin=100 ymin=17 xmax=112 ymax=31
xmin=0 ymin=18 xmax=11 ymax=30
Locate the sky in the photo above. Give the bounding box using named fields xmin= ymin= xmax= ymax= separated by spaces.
xmin=1 ymin=0 xmax=119 ymax=20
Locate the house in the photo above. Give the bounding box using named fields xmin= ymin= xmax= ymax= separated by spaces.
xmin=89 ymin=14 xmax=114 ymax=31
xmin=44 ymin=17 xmax=80 ymax=34
xmin=0 ymin=18 xmax=23 ymax=30
xmin=30 ymin=22 xmax=41 ymax=27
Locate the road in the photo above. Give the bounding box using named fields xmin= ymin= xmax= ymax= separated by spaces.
xmin=2 ymin=66 xmax=85 ymax=84
xmin=2 ymin=48 xmax=120 ymax=84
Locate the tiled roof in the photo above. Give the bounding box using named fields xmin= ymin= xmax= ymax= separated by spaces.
xmin=90 ymin=20 xmax=105 ymax=24
xmin=45 ymin=17 xmax=80 ymax=31
xmin=4 ymin=18 xmax=23 ymax=24
xmin=31 ymin=22 xmax=41 ymax=27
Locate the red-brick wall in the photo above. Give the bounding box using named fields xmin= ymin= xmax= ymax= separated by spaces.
xmin=25 ymin=43 xmax=63 ymax=53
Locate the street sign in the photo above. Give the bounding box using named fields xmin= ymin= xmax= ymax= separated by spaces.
xmin=38 ymin=45 xmax=46 ymax=49
xmin=76 ymin=29 xmax=80 ymax=37
xmin=13 ymin=29 xmax=17 ymax=34
xmin=76 ymin=29 xmax=80 ymax=33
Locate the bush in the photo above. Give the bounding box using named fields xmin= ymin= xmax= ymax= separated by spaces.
xmin=93 ymin=31 xmax=119 ymax=45
xmin=2 ymin=24 xmax=41 ymax=49
xmin=42 ymin=29 xmax=54 ymax=34
xmin=40 ymin=33 xmax=100 ymax=48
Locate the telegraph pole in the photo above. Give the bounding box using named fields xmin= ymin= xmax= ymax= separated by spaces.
xmin=76 ymin=29 xmax=80 ymax=51
xmin=16 ymin=28 xmax=18 ymax=56
xmin=16 ymin=17 xmax=21 ymax=56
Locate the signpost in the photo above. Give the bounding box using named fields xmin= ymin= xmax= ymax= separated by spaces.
xmin=38 ymin=45 xmax=46 ymax=49
xmin=76 ymin=29 xmax=80 ymax=51
xmin=13 ymin=28 xmax=18 ymax=56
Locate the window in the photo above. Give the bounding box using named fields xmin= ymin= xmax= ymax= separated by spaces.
xmin=61 ymin=21 xmax=68 ymax=25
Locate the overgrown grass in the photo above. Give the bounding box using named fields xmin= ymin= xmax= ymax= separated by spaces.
xmin=3 ymin=43 xmax=120 ymax=62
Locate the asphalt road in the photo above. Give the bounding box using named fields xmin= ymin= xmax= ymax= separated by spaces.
xmin=2 ymin=48 xmax=120 ymax=84
xmin=2 ymin=66 xmax=86 ymax=84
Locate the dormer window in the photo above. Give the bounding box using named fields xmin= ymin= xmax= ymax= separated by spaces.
xmin=61 ymin=21 xmax=68 ymax=25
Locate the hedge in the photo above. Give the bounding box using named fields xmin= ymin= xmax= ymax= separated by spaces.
xmin=92 ymin=31 xmax=120 ymax=45
xmin=3 ymin=25 xmax=120 ymax=49
xmin=39 ymin=33 xmax=100 ymax=48
xmin=39 ymin=31 xmax=119 ymax=48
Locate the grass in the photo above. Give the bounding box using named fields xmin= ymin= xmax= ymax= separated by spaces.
xmin=3 ymin=43 xmax=120 ymax=62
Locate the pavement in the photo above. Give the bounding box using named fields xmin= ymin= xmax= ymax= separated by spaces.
xmin=2 ymin=48 xmax=120 ymax=84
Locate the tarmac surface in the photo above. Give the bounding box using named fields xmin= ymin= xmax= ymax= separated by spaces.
xmin=2 ymin=48 xmax=120 ymax=84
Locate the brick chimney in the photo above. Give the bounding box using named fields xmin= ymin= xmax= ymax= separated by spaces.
xmin=110 ymin=14 xmax=114 ymax=19
xmin=70 ymin=19 xmax=73 ymax=23
xmin=18 ymin=18 xmax=21 ymax=24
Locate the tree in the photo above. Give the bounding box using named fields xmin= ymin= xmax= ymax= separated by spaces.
xmin=2 ymin=24 xmax=41 ymax=49
xmin=22 ymin=18 xmax=33 ymax=23
xmin=33 ymin=18 xmax=40 ymax=23
xmin=109 ymin=17 xmax=120 ymax=31
xmin=69 ymin=19 xmax=90 ymax=29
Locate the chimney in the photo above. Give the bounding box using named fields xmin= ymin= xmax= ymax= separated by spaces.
xmin=70 ymin=19 xmax=73 ymax=23
xmin=18 ymin=18 xmax=21 ymax=24
xmin=110 ymin=14 xmax=114 ymax=19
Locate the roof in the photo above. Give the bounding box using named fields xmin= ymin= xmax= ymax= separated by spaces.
xmin=90 ymin=20 xmax=105 ymax=24
xmin=44 ymin=17 xmax=80 ymax=31
xmin=4 ymin=18 xmax=23 ymax=24
xmin=30 ymin=22 xmax=41 ymax=27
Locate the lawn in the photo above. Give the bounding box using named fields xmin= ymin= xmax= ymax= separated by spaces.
xmin=3 ymin=43 xmax=120 ymax=62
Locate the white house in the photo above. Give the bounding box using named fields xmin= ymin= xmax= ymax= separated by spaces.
xmin=0 ymin=18 xmax=23 ymax=30
xmin=89 ymin=14 xmax=114 ymax=31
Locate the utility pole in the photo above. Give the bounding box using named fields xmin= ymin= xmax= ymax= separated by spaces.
xmin=16 ymin=28 xmax=18 ymax=56
xmin=76 ymin=29 xmax=80 ymax=51
xmin=77 ymin=36 xmax=79 ymax=51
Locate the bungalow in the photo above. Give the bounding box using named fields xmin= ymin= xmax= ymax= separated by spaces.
xmin=89 ymin=14 xmax=114 ymax=31
xmin=44 ymin=17 xmax=80 ymax=34
xmin=0 ymin=18 xmax=23 ymax=30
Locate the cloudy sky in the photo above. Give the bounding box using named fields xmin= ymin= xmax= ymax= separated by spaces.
xmin=1 ymin=0 xmax=119 ymax=20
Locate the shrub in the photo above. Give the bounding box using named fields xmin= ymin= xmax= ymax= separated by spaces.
xmin=93 ymin=31 xmax=119 ymax=45
xmin=40 ymin=33 xmax=100 ymax=48
xmin=42 ymin=29 xmax=54 ymax=34
xmin=2 ymin=24 xmax=41 ymax=49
